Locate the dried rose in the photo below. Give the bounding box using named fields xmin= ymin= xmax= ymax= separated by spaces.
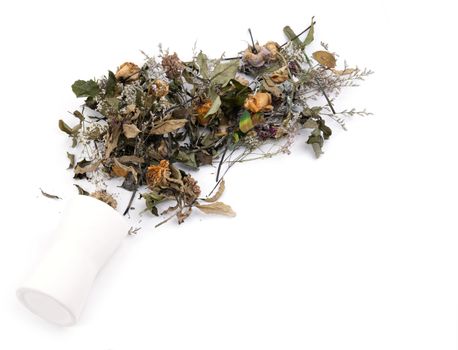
xmin=146 ymin=160 xmax=170 ymax=189
xmin=162 ymin=53 xmax=185 ymax=79
xmin=195 ymin=100 xmax=212 ymax=126
xmin=264 ymin=41 xmax=280 ymax=60
xmin=148 ymin=79 xmax=169 ymax=98
xmin=243 ymin=41 xmax=280 ymax=67
xmin=270 ymin=66 xmax=289 ymax=84
xmin=244 ymin=92 xmax=273 ymax=113
xmin=115 ymin=62 xmax=140 ymax=82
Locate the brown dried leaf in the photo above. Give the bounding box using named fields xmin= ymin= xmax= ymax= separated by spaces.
xmin=74 ymin=160 xmax=101 ymax=175
xmin=312 ymin=51 xmax=336 ymax=68
xmin=195 ymin=201 xmax=236 ymax=217
xmin=123 ymin=123 xmax=141 ymax=138
xmin=204 ymin=179 xmax=225 ymax=203
xmin=104 ymin=125 xmax=121 ymax=159
xmin=112 ymin=158 xmax=137 ymax=182
xmin=150 ymin=119 xmax=188 ymax=135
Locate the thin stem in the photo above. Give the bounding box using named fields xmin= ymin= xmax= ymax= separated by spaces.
xmin=248 ymin=28 xmax=257 ymax=53
xmin=123 ymin=188 xmax=138 ymax=216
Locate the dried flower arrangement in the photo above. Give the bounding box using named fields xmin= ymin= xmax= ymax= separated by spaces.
xmin=58 ymin=19 xmax=372 ymax=228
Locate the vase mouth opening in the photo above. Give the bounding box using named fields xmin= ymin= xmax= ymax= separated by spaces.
xmin=17 ymin=287 xmax=76 ymax=326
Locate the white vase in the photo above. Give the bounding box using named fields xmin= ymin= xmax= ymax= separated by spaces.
xmin=17 ymin=195 xmax=129 ymax=326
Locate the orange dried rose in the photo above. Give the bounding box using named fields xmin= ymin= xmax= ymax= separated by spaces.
xmin=195 ymin=100 xmax=212 ymax=126
xmin=115 ymin=62 xmax=140 ymax=82
xmin=146 ymin=160 xmax=170 ymax=188
xmin=243 ymin=92 xmax=273 ymax=113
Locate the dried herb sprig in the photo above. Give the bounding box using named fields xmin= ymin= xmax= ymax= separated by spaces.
xmin=59 ymin=19 xmax=372 ymax=226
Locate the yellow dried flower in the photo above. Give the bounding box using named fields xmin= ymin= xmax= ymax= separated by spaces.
xmin=115 ymin=62 xmax=140 ymax=82
xmin=149 ymin=79 xmax=169 ymax=98
xmin=270 ymin=66 xmax=289 ymax=84
xmin=195 ymin=100 xmax=212 ymax=126
xmin=146 ymin=160 xmax=170 ymax=188
xmin=244 ymin=92 xmax=273 ymax=113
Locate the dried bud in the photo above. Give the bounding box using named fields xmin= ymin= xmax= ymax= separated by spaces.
xmin=161 ymin=53 xmax=185 ymax=79
xmin=243 ymin=45 xmax=271 ymax=68
xmin=90 ymin=190 xmax=117 ymax=209
xmin=195 ymin=100 xmax=212 ymax=126
xmin=244 ymin=92 xmax=273 ymax=113
xmin=146 ymin=160 xmax=170 ymax=189
xmin=270 ymin=66 xmax=289 ymax=84
xmin=115 ymin=62 xmax=140 ymax=82
xmin=149 ymin=79 xmax=169 ymax=98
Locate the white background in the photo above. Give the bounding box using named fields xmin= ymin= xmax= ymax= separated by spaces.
xmin=1 ymin=0 xmax=457 ymax=349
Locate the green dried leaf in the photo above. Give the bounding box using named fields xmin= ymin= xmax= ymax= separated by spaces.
xmin=307 ymin=128 xmax=324 ymax=158
xmin=283 ymin=26 xmax=301 ymax=48
xmin=67 ymin=152 xmax=75 ymax=169
xmin=174 ymin=150 xmax=198 ymax=169
xmin=303 ymin=18 xmax=315 ymax=47
xmin=71 ymin=79 xmax=99 ymax=98
xmin=196 ymin=51 xmax=209 ymax=79
xmin=204 ymin=96 xmax=221 ymax=118
xmin=211 ymin=61 xmax=239 ymax=86
xmin=73 ymin=110 xmax=84 ymax=122
xmin=143 ymin=192 xmax=165 ymax=216
xmin=58 ymin=119 xmax=81 ymax=136
xmin=105 ymin=71 xmax=117 ymax=98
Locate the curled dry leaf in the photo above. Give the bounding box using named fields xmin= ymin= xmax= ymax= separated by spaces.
xmin=150 ymin=119 xmax=188 ymax=135
xmin=204 ymin=179 xmax=225 ymax=203
xmin=123 ymin=123 xmax=141 ymax=138
xmin=74 ymin=160 xmax=101 ymax=175
xmin=195 ymin=201 xmax=236 ymax=217
xmin=112 ymin=158 xmax=138 ymax=182
xmin=40 ymin=188 xmax=62 ymax=200
xmin=312 ymin=51 xmax=337 ymax=68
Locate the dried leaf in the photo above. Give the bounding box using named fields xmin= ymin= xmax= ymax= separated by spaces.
xmin=303 ymin=18 xmax=315 ymax=47
xmin=204 ymin=96 xmax=221 ymax=118
xmin=123 ymin=123 xmax=141 ymax=138
xmin=196 ymin=201 xmax=236 ymax=217
xmin=283 ymin=26 xmax=301 ymax=48
xmin=196 ymin=51 xmax=209 ymax=79
xmin=151 ymin=119 xmax=188 ymax=135
xmin=104 ymin=125 xmax=121 ymax=158
xmin=71 ymin=79 xmax=99 ymax=98
xmin=211 ymin=61 xmax=239 ymax=87
xmin=58 ymin=119 xmax=80 ymax=136
xmin=74 ymin=184 xmax=89 ymax=196
xmin=204 ymin=179 xmax=225 ymax=203
xmin=312 ymin=51 xmax=336 ymax=69
xmin=40 ymin=188 xmax=61 ymax=200
xmin=74 ymin=159 xmax=101 ymax=175
xmin=66 ymin=152 xmax=75 ymax=169
xmin=112 ymin=158 xmax=138 ymax=182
